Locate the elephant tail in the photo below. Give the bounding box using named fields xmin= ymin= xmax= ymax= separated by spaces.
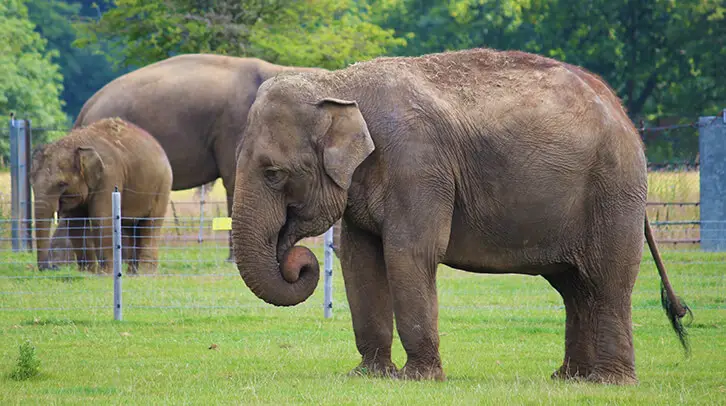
xmin=644 ymin=213 xmax=692 ymax=356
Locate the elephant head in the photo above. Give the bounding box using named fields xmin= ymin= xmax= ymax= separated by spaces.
xmin=232 ymin=75 xmax=375 ymax=306
xmin=30 ymin=141 xmax=106 ymax=269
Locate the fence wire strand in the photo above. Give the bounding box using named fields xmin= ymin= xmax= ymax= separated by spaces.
xmin=3 ymin=112 xmax=726 ymax=316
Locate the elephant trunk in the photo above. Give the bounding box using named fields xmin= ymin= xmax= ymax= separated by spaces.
xmin=34 ymin=201 xmax=58 ymax=270
xmin=232 ymin=203 xmax=320 ymax=307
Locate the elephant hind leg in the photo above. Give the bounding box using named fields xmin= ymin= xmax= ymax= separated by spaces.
xmin=134 ymin=218 xmax=164 ymax=274
xmin=545 ymin=262 xmax=638 ymax=385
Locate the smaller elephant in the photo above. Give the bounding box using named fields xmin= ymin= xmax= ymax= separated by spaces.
xmin=30 ymin=118 xmax=173 ymax=274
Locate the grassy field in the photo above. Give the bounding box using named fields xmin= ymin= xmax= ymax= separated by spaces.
xmin=1 ymin=170 xmax=724 ymax=404
xmin=0 ymin=245 xmax=724 ymax=404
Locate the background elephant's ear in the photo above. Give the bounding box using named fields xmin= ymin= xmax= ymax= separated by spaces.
xmin=317 ymin=98 xmax=375 ymax=190
xmin=76 ymin=146 xmax=105 ymax=189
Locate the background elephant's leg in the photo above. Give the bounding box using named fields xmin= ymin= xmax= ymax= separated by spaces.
xmin=225 ymin=190 xmax=234 ymax=262
xmin=134 ymin=218 xmax=164 ymax=274
xmin=67 ymin=219 xmax=95 ymax=271
xmin=92 ymin=218 xmax=114 ymax=274
xmin=214 ymin=135 xmax=239 ymax=262
xmin=340 ymin=220 xmax=397 ymax=377
xmin=49 ymin=220 xmax=75 ymax=268
xmin=124 ymin=224 xmax=139 ymax=275
xmin=544 ymin=269 xmax=597 ymax=380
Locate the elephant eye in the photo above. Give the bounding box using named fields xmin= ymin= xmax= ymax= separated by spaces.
xmin=57 ymin=181 xmax=69 ymax=189
xmin=263 ymin=167 xmax=288 ymax=187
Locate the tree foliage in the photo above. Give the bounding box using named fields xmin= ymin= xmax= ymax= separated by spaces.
xmin=74 ymin=0 xmax=406 ymax=70
xmin=3 ymin=0 xmax=724 ymax=165
xmin=0 ymin=0 xmax=67 ymax=163
xmin=26 ymin=0 xmax=127 ymax=119
xmin=374 ymin=0 xmax=726 ymax=121
xmin=373 ymin=0 xmax=725 ymax=163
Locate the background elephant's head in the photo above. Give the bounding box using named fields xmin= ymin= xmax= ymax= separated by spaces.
xmin=30 ymin=140 xmax=106 ymax=269
xmin=232 ymin=76 xmax=375 ymax=306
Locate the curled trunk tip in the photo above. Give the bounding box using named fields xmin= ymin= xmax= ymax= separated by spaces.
xmin=235 ymin=244 xmax=320 ymax=307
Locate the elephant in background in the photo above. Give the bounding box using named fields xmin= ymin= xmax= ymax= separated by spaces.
xmin=68 ymin=53 xmax=328 ymax=262
xmin=30 ymin=118 xmax=172 ymax=274
xmin=230 ymin=48 xmax=690 ymax=384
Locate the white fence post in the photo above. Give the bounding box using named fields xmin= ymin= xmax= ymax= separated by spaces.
xmin=323 ymin=227 xmax=334 ymax=318
xmin=112 ymin=187 xmax=122 ymax=321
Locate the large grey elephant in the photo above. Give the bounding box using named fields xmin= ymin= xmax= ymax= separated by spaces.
xmin=230 ymin=48 xmax=690 ymax=384
xmin=68 ymin=54 xmax=327 ymax=261
xmin=31 ymin=118 xmax=172 ymax=274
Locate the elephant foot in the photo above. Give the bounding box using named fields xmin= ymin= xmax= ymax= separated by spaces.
xmin=38 ymin=263 xmax=59 ymax=271
xmin=347 ymin=360 xmax=398 ymax=379
xmin=552 ymin=365 xmax=637 ymax=386
xmin=550 ymin=362 xmax=591 ymax=381
xmin=399 ymin=361 xmax=446 ymax=381
xmin=583 ymin=368 xmax=638 ymax=385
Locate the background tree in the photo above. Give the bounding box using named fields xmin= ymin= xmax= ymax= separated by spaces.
xmin=0 ymin=0 xmax=67 ymax=164
xmin=373 ymin=0 xmax=726 ymax=163
xmin=26 ymin=0 xmax=127 ymax=119
xmin=74 ymin=0 xmax=406 ymax=70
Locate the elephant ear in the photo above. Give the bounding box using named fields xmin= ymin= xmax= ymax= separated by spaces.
xmin=317 ymin=98 xmax=375 ymax=190
xmin=76 ymin=146 xmax=105 ymax=189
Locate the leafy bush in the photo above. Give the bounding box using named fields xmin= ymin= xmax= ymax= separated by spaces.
xmin=9 ymin=340 xmax=41 ymax=381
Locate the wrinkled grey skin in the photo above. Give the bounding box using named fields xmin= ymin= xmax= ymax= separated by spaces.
xmin=45 ymin=54 xmax=328 ymax=263
xmin=231 ymin=48 xmax=689 ymax=384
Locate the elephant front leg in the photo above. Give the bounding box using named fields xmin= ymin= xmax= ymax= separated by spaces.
xmin=380 ymin=176 xmax=453 ymax=381
xmin=67 ymin=219 xmax=96 ymax=272
xmin=384 ymin=247 xmax=445 ymax=381
xmin=340 ymin=220 xmax=397 ymax=378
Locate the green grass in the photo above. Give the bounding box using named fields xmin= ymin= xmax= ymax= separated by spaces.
xmin=1 ymin=245 xmax=724 ymax=404
xmin=1 ymin=171 xmax=722 ymax=404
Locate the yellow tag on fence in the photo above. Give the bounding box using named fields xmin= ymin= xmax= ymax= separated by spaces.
xmin=212 ymin=217 xmax=232 ymax=231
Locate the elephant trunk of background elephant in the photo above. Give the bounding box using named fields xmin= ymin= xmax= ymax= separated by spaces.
xmin=232 ymin=202 xmax=320 ymax=307
xmin=34 ymin=200 xmax=58 ymax=269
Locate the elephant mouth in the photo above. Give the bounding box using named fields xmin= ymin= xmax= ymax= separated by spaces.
xmin=275 ymin=210 xmax=297 ymax=264
xmin=58 ymin=194 xmax=81 ymax=212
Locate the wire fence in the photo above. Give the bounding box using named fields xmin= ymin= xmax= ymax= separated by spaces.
xmin=2 ymin=114 xmax=725 ymax=318
xmin=0 ymin=188 xmax=336 ymax=319
xmin=1 ymin=193 xmax=724 ymax=316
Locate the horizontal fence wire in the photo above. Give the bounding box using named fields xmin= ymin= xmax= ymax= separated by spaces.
xmin=0 ymin=208 xmax=334 ymax=313
xmin=0 ymin=200 xmax=724 ymax=315
xmin=1 ymin=114 xmax=723 ymax=315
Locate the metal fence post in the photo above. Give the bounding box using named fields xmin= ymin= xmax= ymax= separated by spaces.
xmin=112 ymin=187 xmax=123 ymax=321
xmin=9 ymin=115 xmax=31 ymax=252
xmin=699 ymin=110 xmax=726 ymax=251
xmin=323 ymin=227 xmax=334 ymax=318
xmin=24 ymin=119 xmax=32 ymax=250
